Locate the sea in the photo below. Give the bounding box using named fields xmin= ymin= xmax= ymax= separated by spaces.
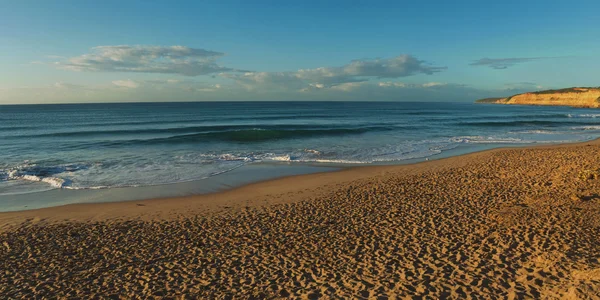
xmin=2 ymin=101 xmax=600 ymax=211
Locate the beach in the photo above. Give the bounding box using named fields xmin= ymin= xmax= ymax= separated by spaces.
xmin=1 ymin=140 xmax=600 ymax=298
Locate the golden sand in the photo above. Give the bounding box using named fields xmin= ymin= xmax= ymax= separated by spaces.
xmin=1 ymin=141 xmax=600 ymax=298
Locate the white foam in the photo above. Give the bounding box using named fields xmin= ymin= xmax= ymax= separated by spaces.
xmin=452 ymin=136 xmax=527 ymax=144
xmin=13 ymin=174 xmax=66 ymax=188
xmin=571 ymin=114 xmax=600 ymax=118
xmin=298 ymin=158 xmax=369 ymax=164
xmin=304 ymin=149 xmax=321 ymax=155
xmin=0 ymin=129 xmax=592 ymax=195
xmin=218 ymin=154 xmax=253 ymax=162
xmin=268 ymin=155 xmax=292 ymax=162
xmin=63 ymin=185 xmax=110 ymax=190
xmin=511 ymin=130 xmax=555 ymax=134
xmin=0 ymin=163 xmax=84 ymax=190
xmin=572 ymin=125 xmax=600 ymax=131
xmin=41 ymin=177 xmax=67 ymax=188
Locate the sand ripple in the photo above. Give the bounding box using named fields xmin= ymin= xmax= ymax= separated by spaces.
xmin=1 ymin=143 xmax=600 ymax=298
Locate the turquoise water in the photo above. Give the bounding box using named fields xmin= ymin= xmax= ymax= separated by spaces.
xmin=1 ymin=101 xmax=600 ymax=208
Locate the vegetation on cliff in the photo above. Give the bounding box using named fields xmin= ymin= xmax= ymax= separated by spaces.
xmin=474 ymin=97 xmax=506 ymax=103
xmin=529 ymin=87 xmax=600 ymax=95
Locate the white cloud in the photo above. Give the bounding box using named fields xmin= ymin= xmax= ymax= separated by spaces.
xmin=341 ymin=55 xmax=445 ymax=77
xmin=421 ymin=82 xmax=446 ymax=88
xmin=224 ymin=55 xmax=445 ymax=91
xmin=109 ymin=78 xmax=224 ymax=92
xmin=55 ymin=45 xmax=240 ymax=76
xmin=112 ymin=79 xmax=139 ymax=88
xmin=329 ymin=82 xmax=366 ymax=91
xmin=0 ymin=79 xmax=237 ymax=104
xmin=0 ymin=79 xmax=514 ymax=104
xmin=379 ymin=82 xmax=407 ymax=88
xmin=47 ymin=46 xmax=446 ymax=93
xmin=184 ymin=83 xmax=222 ymax=92
xmin=227 ymin=72 xmax=297 ymax=90
xmin=15 ymin=48 xmax=477 ymax=103
xmin=378 ymin=81 xmax=447 ymax=88
xmin=54 ymin=82 xmax=85 ymax=89
xmin=469 ymin=57 xmax=560 ymax=69
xmin=502 ymin=82 xmax=544 ymax=93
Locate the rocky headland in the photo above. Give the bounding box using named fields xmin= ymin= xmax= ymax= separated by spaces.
xmin=476 ymin=87 xmax=600 ymax=108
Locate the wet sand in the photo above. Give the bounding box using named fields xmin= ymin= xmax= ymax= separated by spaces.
xmin=1 ymin=140 xmax=600 ymax=298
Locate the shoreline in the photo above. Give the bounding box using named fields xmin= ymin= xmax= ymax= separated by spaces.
xmin=1 ymin=137 xmax=598 ymax=230
xmin=0 ymin=138 xmax=511 ymax=213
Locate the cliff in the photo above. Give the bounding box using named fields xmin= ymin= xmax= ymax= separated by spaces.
xmin=476 ymin=87 xmax=600 ymax=108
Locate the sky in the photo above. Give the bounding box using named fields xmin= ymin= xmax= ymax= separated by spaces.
xmin=1 ymin=0 xmax=599 ymax=104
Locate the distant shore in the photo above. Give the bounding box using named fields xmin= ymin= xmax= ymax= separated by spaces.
xmin=2 ymin=139 xmax=600 ymax=298
xmin=475 ymin=87 xmax=600 ymax=108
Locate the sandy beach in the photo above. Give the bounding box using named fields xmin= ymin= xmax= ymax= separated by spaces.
xmin=1 ymin=140 xmax=600 ymax=298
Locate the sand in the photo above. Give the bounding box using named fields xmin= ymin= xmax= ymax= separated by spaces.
xmin=1 ymin=141 xmax=600 ymax=298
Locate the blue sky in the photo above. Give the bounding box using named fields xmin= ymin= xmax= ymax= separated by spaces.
xmin=1 ymin=0 xmax=599 ymax=104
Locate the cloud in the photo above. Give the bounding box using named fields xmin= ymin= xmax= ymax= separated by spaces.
xmin=54 ymin=82 xmax=85 ymax=89
xmin=0 ymin=79 xmax=505 ymax=104
xmin=183 ymin=83 xmax=222 ymax=92
xmin=328 ymin=82 xmax=366 ymax=91
xmin=341 ymin=55 xmax=446 ymax=77
xmin=0 ymin=79 xmax=233 ymax=104
xmin=112 ymin=79 xmax=139 ymax=88
xmin=421 ymin=82 xmax=446 ymax=88
xmin=48 ymin=47 xmax=444 ymax=91
xmin=55 ymin=45 xmax=239 ymax=76
xmin=469 ymin=57 xmax=547 ymax=69
xmin=224 ymin=55 xmax=446 ymax=90
xmin=378 ymin=81 xmax=447 ymax=88
xmin=295 ymin=81 xmax=489 ymax=102
xmin=109 ymin=78 xmax=223 ymax=92
xmin=300 ymin=82 xmax=368 ymax=92
xmin=503 ymin=82 xmax=544 ymax=92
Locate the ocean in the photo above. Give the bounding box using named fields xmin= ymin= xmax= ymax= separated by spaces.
xmin=2 ymin=101 xmax=600 ymax=211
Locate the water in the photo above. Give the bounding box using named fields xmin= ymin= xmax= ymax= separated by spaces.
xmin=1 ymin=101 xmax=600 ymax=207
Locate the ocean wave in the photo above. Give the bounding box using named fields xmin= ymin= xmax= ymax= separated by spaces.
xmin=458 ymin=120 xmax=594 ymax=127
xmin=528 ymin=113 xmax=575 ymax=119
xmin=571 ymin=125 xmax=600 ymax=131
xmin=568 ymin=113 xmax=600 ymax=118
xmin=17 ymin=124 xmax=399 ymax=140
xmin=18 ymin=175 xmax=67 ymax=188
xmin=260 ymin=154 xmax=376 ymax=164
xmin=153 ymin=128 xmax=386 ymax=143
xmin=0 ymin=159 xmax=247 ymax=192
xmin=0 ymin=133 xmax=589 ymax=194
xmin=82 ymin=126 xmax=398 ymax=146
xmin=298 ymin=158 xmax=371 ymax=164
xmin=304 ymin=149 xmax=321 ymax=155
xmin=28 ymin=113 xmax=345 ymax=130
xmin=0 ymin=125 xmax=46 ymax=132
xmin=451 ymin=136 xmax=527 ymax=144
xmin=462 ymin=113 xmax=572 ymax=121
xmin=405 ymin=111 xmax=450 ymax=116
xmin=0 ymin=163 xmax=85 ymax=188
xmin=510 ymin=130 xmax=556 ymax=134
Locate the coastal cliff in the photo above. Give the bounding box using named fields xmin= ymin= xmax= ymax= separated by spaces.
xmin=476 ymin=87 xmax=600 ymax=108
